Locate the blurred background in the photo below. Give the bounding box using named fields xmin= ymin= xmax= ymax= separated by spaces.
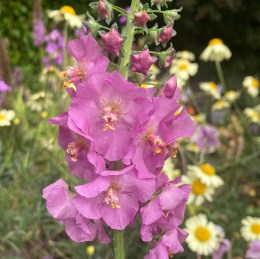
xmin=0 ymin=0 xmax=259 ymax=258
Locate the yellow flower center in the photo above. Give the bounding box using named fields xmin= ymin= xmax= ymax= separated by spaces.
xmin=192 ymin=179 xmax=206 ymax=195
xmin=209 ymin=82 xmax=218 ymax=90
xmin=195 ymin=226 xmax=211 ymax=242
xmin=252 ymin=78 xmax=259 ymax=88
xmin=208 ymin=38 xmax=224 ymax=46
xmin=86 ymin=245 xmax=95 ymax=255
xmin=60 ymin=5 xmax=76 ymax=16
xmin=251 ymin=224 xmax=260 ymax=234
xmin=200 ymin=164 xmax=215 ymax=176
xmin=252 ymin=111 xmax=259 ymax=120
xmin=179 ymin=63 xmax=188 ymax=70
xmin=0 ymin=114 xmax=6 ymax=120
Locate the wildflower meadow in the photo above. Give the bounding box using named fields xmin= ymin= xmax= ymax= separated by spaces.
xmin=0 ymin=0 xmax=259 ymax=258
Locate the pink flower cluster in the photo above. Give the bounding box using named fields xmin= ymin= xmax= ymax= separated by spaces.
xmin=43 ymin=34 xmax=195 ymax=257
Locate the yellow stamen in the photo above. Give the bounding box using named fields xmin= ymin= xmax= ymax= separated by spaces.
xmin=208 ymin=38 xmax=223 ymax=46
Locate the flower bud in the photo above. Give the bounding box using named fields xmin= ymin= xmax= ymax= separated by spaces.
xmin=158 ymin=75 xmax=177 ymax=99
xmin=134 ymin=11 xmax=150 ymax=27
xmin=97 ymin=0 xmax=109 ymax=19
xmin=159 ymin=26 xmax=173 ymax=44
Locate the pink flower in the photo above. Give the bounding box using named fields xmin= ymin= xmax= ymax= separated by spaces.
xmin=134 ymin=11 xmax=150 ymax=27
xmin=164 ymin=47 xmax=175 ymax=67
xmin=42 ymin=179 xmax=78 ymax=220
xmin=68 ymin=71 xmax=154 ymax=161
xmin=159 ymin=26 xmax=173 ymax=44
xmin=73 ymin=168 xmax=155 ymax=230
xmin=101 ymin=28 xmax=124 ymax=56
xmin=246 ymin=240 xmax=260 ymax=259
xmin=61 ymin=35 xmax=109 ymax=87
xmin=158 ymin=75 xmax=179 ymax=99
xmin=97 ymin=0 xmax=109 ymax=19
xmin=48 ymin=112 xmax=105 ymax=181
xmin=131 ymin=50 xmax=156 ymax=76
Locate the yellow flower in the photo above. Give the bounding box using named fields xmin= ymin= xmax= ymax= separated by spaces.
xmin=200 ymin=38 xmax=231 ymax=62
xmin=241 ymin=216 xmax=260 ymax=241
xmin=86 ymin=245 xmax=95 ymax=255
xmin=0 ymin=109 xmax=15 ymax=126
xmin=13 ymin=118 xmax=20 ymax=125
xmin=199 ymin=82 xmax=221 ymax=99
xmin=41 ymin=111 xmax=48 ymax=118
xmin=47 ymin=5 xmax=85 ymax=28
xmin=243 ymin=76 xmax=259 ymax=97
xmin=212 ymin=100 xmax=230 ymax=111
xmin=185 ymin=214 xmax=219 ymax=256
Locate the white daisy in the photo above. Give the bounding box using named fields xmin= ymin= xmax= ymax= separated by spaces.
xmin=170 ymin=58 xmax=198 ymax=81
xmin=47 ymin=6 xmax=85 ymax=29
xmin=162 ymin=157 xmax=180 ymax=181
xmin=185 ymin=214 xmax=219 ymax=256
xmin=241 ymin=216 xmax=260 ymax=241
xmin=212 ymin=100 xmax=230 ymax=111
xmin=199 ymin=81 xmax=221 ymax=99
xmin=200 ymin=38 xmax=231 ymax=62
xmin=182 ymin=173 xmax=215 ymax=206
xmin=0 ymin=109 xmax=15 ymax=126
xmin=27 ymin=91 xmax=53 ymax=112
xmin=224 ymin=90 xmax=240 ymax=103
xmin=149 ymin=64 xmax=160 ymax=81
xmin=244 ymin=107 xmax=260 ymax=124
xmin=243 ymin=76 xmax=259 ymax=98
xmin=175 ymin=50 xmax=195 ymax=61
xmin=187 ymin=164 xmax=224 ymax=188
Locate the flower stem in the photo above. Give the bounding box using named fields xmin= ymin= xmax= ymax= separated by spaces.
xmin=119 ymin=0 xmax=140 ymax=79
xmin=114 ymin=229 xmax=125 ymax=259
xmin=215 ymin=61 xmax=227 ymax=93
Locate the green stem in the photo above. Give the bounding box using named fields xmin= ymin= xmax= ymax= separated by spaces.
xmin=99 ymin=25 xmax=111 ymax=31
xmin=63 ymin=21 xmax=68 ymax=70
xmin=215 ymin=61 xmax=227 ymax=93
xmin=114 ymin=230 xmax=125 ymax=259
xmin=119 ymin=0 xmax=140 ymax=79
xmin=112 ymin=5 xmax=128 ymax=16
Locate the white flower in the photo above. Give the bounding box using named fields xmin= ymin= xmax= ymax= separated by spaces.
xmin=182 ymin=173 xmax=215 ymax=206
xmin=187 ymin=164 xmax=224 ymax=188
xmin=170 ymin=58 xmax=198 ymax=81
xmin=200 ymin=38 xmax=231 ymax=62
xmin=185 ymin=214 xmax=219 ymax=256
xmin=244 ymin=107 xmax=260 ymax=124
xmin=47 ymin=6 xmax=85 ymax=29
xmin=199 ymin=82 xmax=221 ymax=99
xmin=243 ymin=76 xmax=259 ymax=97
xmin=148 ymin=64 xmax=160 ymax=81
xmin=175 ymin=50 xmax=195 ymax=61
xmin=0 ymin=109 xmax=15 ymax=126
xmin=27 ymin=91 xmax=53 ymax=112
xmin=162 ymin=157 xmax=180 ymax=181
xmin=212 ymin=100 xmax=230 ymax=111
xmin=224 ymin=90 xmax=240 ymax=103
xmin=241 ymin=216 xmax=260 ymax=241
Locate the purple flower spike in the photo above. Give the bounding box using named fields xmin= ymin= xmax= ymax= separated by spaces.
xmin=97 ymin=0 xmax=109 ymax=19
xmin=158 ymin=75 xmax=178 ymax=99
xmin=131 ymin=49 xmax=156 ymax=76
xmin=159 ymin=26 xmax=173 ymax=44
xmin=134 ymin=11 xmax=150 ymax=27
xmin=246 ymin=240 xmax=260 ymax=259
xmin=101 ymin=28 xmax=124 ymax=56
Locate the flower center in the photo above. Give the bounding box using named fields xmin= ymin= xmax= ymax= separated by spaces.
xmin=209 ymin=82 xmax=218 ymax=90
xmin=179 ymin=63 xmax=188 ymax=70
xmin=0 ymin=114 xmax=6 ymax=120
xmin=195 ymin=226 xmax=211 ymax=242
xmin=251 ymin=224 xmax=260 ymax=234
xmin=104 ymin=187 xmax=120 ymax=209
xmin=200 ymin=164 xmax=215 ymax=176
xmin=252 ymin=78 xmax=259 ymax=88
xmin=192 ymin=179 xmax=206 ymax=195
xmin=60 ymin=5 xmax=76 ymax=16
xmin=61 ymin=66 xmax=84 ymax=87
xmin=208 ymin=38 xmax=223 ymax=46
xmin=102 ymin=105 xmax=118 ymax=131
xmin=252 ymin=111 xmax=259 ymax=120
xmin=146 ymin=134 xmax=165 ymax=154
xmin=67 ymin=140 xmax=85 ymax=162
xmin=166 ymin=140 xmax=180 ymax=158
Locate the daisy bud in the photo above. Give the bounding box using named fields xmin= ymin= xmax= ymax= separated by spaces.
xmin=97 ymin=0 xmax=109 ymax=19
xmin=134 ymin=11 xmax=150 ymax=27
xmin=131 ymin=49 xmax=156 ymax=76
xmin=101 ymin=28 xmax=124 ymax=56
xmin=159 ymin=26 xmax=173 ymax=44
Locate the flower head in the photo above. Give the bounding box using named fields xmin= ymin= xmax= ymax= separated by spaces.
xmin=243 ymin=76 xmax=259 ymax=97
xmin=185 ymin=214 xmax=219 ymax=256
xmin=244 ymin=107 xmax=260 ymax=124
xmin=158 ymin=26 xmax=173 ymax=44
xmin=101 ymin=28 xmax=124 ymax=56
xmin=200 ymin=82 xmax=221 ymax=99
xmin=224 ymin=90 xmax=240 ymax=103
xmin=200 ymin=38 xmax=231 ymax=62
xmin=246 ymin=240 xmax=260 ymax=259
xmin=212 ymin=100 xmax=230 ymax=111
xmin=176 ymin=50 xmax=195 ymax=61
xmin=134 ymin=11 xmax=150 ymax=27
xmin=131 ymin=50 xmax=156 ymax=76
xmin=0 ymin=109 xmax=15 ymax=126
xmin=241 ymin=216 xmax=260 ymax=242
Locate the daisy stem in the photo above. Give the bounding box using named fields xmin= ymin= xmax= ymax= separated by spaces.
xmin=215 ymin=61 xmax=227 ymax=93
xmin=119 ymin=0 xmax=140 ymax=79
